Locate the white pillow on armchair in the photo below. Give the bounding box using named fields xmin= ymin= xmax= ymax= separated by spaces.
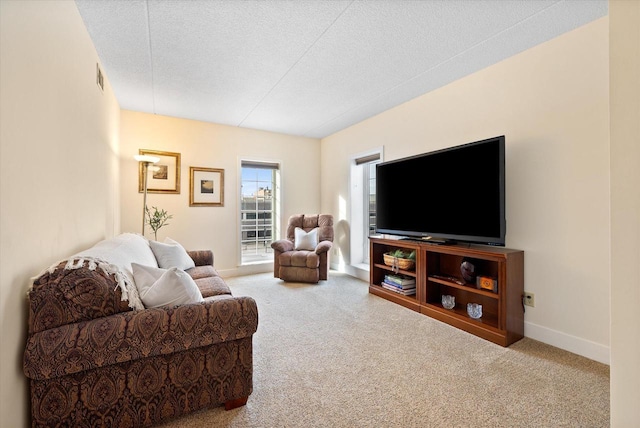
xmin=294 ymin=227 xmax=318 ymax=251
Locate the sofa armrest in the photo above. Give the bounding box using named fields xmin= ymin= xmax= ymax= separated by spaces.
xmin=188 ymin=250 xmax=213 ymax=266
xmin=23 ymin=296 xmax=258 ymax=381
xmin=271 ymin=239 xmax=294 ymax=253
xmin=315 ymin=240 xmax=333 ymax=255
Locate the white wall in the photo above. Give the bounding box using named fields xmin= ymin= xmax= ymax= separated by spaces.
xmin=609 ymin=0 xmax=640 ymax=425
xmin=322 ymin=18 xmax=611 ymax=364
xmin=119 ymin=111 xmax=321 ymax=276
xmin=0 ymin=1 xmax=121 ymax=426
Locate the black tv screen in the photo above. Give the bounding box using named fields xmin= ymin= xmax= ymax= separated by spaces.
xmin=375 ymin=136 xmax=506 ymax=246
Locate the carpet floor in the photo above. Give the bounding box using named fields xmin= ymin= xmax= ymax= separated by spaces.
xmin=157 ymin=271 xmax=609 ymax=427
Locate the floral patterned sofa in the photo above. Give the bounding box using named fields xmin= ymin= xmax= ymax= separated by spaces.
xmin=23 ymin=233 xmax=258 ymax=427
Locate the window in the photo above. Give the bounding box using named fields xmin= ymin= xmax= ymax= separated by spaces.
xmin=350 ymin=150 xmax=382 ymax=267
xmin=364 ymin=161 xmax=378 ymax=249
xmin=240 ymin=161 xmax=280 ymax=265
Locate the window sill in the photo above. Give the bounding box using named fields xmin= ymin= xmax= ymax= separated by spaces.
xmin=352 ymin=262 xmax=370 ymax=272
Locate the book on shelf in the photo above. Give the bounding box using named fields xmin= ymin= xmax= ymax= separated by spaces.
xmin=382 ymin=280 xmax=414 ymax=289
xmin=384 ymin=280 xmax=416 ymax=289
xmin=381 ymin=282 xmax=416 ymax=295
xmin=383 ymin=278 xmax=416 ymax=290
xmin=382 ymin=280 xmax=416 ymax=291
xmin=384 ymin=274 xmax=416 ymax=287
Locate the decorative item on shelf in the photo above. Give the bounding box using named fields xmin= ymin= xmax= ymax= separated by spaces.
xmin=383 ymin=249 xmax=416 ymax=273
xmin=441 ymin=295 xmax=455 ymax=310
xmin=460 ymin=258 xmax=477 ymax=283
xmin=145 ymin=206 xmax=172 ymax=241
xmin=134 ymin=154 xmax=160 ymax=236
xmin=467 ymin=303 xmax=483 ymax=319
xmin=477 ymin=275 xmax=498 ymax=293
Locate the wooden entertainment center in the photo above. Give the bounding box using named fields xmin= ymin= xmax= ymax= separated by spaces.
xmin=369 ymin=236 xmax=524 ymax=346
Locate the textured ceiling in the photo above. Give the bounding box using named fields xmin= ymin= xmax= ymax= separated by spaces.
xmin=76 ymin=0 xmax=607 ymax=139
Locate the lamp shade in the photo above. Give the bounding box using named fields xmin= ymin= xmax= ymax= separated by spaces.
xmin=134 ymin=154 xmax=160 ymax=163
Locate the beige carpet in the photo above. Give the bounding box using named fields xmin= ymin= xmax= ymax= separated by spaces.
xmin=158 ymin=272 xmax=609 ymax=428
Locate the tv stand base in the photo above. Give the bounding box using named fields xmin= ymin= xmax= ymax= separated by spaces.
xmin=369 ymin=237 xmax=524 ymax=347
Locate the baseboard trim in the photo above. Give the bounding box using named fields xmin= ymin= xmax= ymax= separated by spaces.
xmin=525 ymin=321 xmax=610 ymax=365
xmin=331 ymin=262 xmax=369 ymax=282
xmin=220 ymin=263 xmax=272 ymax=278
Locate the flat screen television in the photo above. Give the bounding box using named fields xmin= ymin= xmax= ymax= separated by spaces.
xmin=375 ymin=135 xmax=506 ymax=246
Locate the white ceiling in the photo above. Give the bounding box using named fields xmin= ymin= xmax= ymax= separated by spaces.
xmin=76 ymin=0 xmax=607 ymax=139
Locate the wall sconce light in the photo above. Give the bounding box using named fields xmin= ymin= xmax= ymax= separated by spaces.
xmin=134 ymin=154 xmax=160 ymax=235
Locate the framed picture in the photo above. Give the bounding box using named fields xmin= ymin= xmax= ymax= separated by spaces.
xmin=190 ymin=167 xmax=224 ymax=207
xmin=138 ymin=149 xmax=181 ymax=194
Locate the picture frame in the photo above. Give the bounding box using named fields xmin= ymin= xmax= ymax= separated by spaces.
xmin=138 ymin=149 xmax=181 ymax=194
xmin=190 ymin=167 xmax=224 ymax=207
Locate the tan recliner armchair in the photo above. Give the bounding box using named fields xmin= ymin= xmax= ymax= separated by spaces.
xmin=271 ymin=214 xmax=334 ymax=283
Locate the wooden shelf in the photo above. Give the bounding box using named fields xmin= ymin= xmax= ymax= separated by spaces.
xmin=428 ymin=277 xmax=499 ymax=300
xmin=369 ymin=236 xmax=524 ymax=347
xmin=373 ymin=263 xmax=417 ymax=278
xmin=369 ymin=284 xmax=420 ymax=312
xmin=422 ymin=302 xmax=499 ymax=329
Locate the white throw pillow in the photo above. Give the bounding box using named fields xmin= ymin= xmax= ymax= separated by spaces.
xmin=131 ymin=263 xmax=204 ymax=308
xmin=164 ymin=237 xmax=184 ymax=247
xmin=294 ymin=227 xmax=318 ymax=251
xmin=149 ymin=239 xmax=196 ymax=270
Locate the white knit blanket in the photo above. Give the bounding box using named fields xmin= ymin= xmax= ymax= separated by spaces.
xmin=30 ymin=233 xmax=156 ymax=311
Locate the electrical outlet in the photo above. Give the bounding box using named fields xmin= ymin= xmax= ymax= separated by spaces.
xmin=523 ymin=292 xmax=535 ymax=307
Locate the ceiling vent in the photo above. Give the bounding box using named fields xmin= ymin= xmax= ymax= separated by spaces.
xmin=96 ymin=63 xmax=104 ymax=92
